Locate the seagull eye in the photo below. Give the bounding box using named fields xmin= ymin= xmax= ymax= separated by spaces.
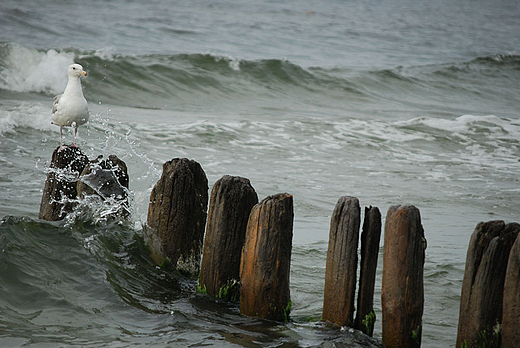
xmin=72 ymin=67 xmax=76 ymax=70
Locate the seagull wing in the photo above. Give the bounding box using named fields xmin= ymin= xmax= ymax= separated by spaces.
xmin=52 ymin=94 xmax=62 ymax=115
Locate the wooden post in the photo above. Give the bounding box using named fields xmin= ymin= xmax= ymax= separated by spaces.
xmin=39 ymin=146 xmax=89 ymax=221
xmin=503 ymin=229 xmax=520 ymax=348
xmin=382 ymin=205 xmax=425 ymax=348
xmin=199 ymin=175 xmax=258 ymax=300
xmin=322 ymin=196 xmax=361 ymax=327
xmin=354 ymin=206 xmax=382 ymax=336
xmin=77 ymin=155 xmax=129 ymax=201
xmin=145 ymin=158 xmax=208 ymax=276
xmin=456 ymin=221 xmax=519 ymax=348
xmin=240 ymin=193 xmax=293 ymax=322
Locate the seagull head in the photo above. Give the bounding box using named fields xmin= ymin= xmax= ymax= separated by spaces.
xmin=68 ymin=64 xmax=87 ymax=78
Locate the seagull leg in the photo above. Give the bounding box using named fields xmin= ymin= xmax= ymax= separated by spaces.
xmin=71 ymin=126 xmax=79 ymax=148
xmin=58 ymin=126 xmax=64 ymax=151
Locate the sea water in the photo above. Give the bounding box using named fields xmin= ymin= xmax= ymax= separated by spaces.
xmin=1 ymin=0 xmax=520 ymax=347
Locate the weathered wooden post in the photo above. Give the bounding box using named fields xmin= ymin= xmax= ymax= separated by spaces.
xmin=240 ymin=193 xmax=293 ymax=321
xmin=76 ymin=154 xmax=130 ymax=216
xmin=39 ymin=146 xmax=89 ymax=221
xmin=77 ymin=155 xmax=129 ymax=200
xmin=503 ymin=231 xmax=520 ymax=347
xmin=322 ymin=196 xmax=361 ymax=327
xmin=145 ymin=158 xmax=208 ymax=276
xmin=354 ymin=206 xmax=382 ymax=336
xmin=456 ymin=221 xmax=519 ymax=348
xmin=382 ymin=205 xmax=425 ymax=348
xmin=199 ymin=175 xmax=258 ymax=300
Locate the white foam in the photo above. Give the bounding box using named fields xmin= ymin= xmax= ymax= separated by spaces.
xmin=397 ymin=114 xmax=520 ymax=140
xmin=392 ymin=115 xmax=520 ymax=174
xmin=333 ymin=119 xmax=431 ymax=144
xmin=0 ymin=102 xmax=54 ymax=135
xmin=79 ymin=46 xmax=117 ymax=61
xmin=212 ymin=53 xmax=241 ymax=71
xmin=0 ymin=43 xmax=75 ymax=94
xmin=228 ymin=59 xmax=241 ymax=71
xmin=0 ymin=112 xmax=17 ymax=135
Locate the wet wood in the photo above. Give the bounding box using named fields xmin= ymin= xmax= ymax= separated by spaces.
xmin=39 ymin=145 xmax=89 ymax=221
xmin=322 ymin=196 xmax=361 ymax=327
xmin=77 ymin=155 xmax=129 ymax=201
xmin=456 ymin=221 xmax=519 ymax=348
xmin=354 ymin=206 xmax=382 ymax=336
xmin=502 ymin=230 xmax=520 ymax=348
xmin=240 ymin=193 xmax=293 ymax=321
xmin=145 ymin=158 xmax=208 ymax=276
xmin=199 ymin=175 xmax=258 ymax=300
xmin=382 ymin=205 xmax=425 ymax=348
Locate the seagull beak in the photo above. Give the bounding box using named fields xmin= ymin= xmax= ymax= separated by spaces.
xmin=82 ymin=71 xmax=87 ymax=77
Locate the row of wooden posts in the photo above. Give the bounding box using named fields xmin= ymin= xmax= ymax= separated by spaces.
xmin=39 ymin=147 xmax=520 ymax=348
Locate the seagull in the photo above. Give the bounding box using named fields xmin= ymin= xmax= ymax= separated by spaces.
xmin=51 ymin=63 xmax=89 ymax=148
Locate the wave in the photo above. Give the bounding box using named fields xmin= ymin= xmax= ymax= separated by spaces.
xmin=1 ymin=42 xmax=519 ymax=113
xmin=0 ymin=215 xmax=187 ymax=315
xmin=0 ymin=102 xmax=54 ymax=135
xmin=0 ymin=42 xmax=357 ymax=106
xmin=397 ymin=114 xmax=520 ymax=136
xmin=471 ymin=54 xmax=520 ymax=67
xmin=0 ymin=43 xmax=75 ymax=95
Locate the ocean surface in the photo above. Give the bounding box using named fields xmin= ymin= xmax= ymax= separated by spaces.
xmin=1 ymin=0 xmax=520 ymax=347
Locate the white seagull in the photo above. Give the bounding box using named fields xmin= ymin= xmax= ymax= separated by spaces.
xmin=51 ymin=63 xmax=89 ymax=148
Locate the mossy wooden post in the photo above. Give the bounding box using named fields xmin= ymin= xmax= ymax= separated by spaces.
xmin=503 ymin=231 xmax=520 ymax=347
xmin=456 ymin=221 xmax=519 ymax=348
xmin=322 ymin=196 xmax=361 ymax=327
xmin=240 ymin=193 xmax=293 ymax=321
xmin=354 ymin=206 xmax=382 ymax=336
xmin=145 ymin=158 xmax=208 ymax=276
xmin=199 ymin=175 xmax=258 ymax=300
xmin=382 ymin=205 xmax=425 ymax=348
xmin=39 ymin=145 xmax=89 ymax=221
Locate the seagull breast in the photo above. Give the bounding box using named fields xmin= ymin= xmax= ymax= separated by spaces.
xmin=51 ymin=64 xmax=89 ymax=127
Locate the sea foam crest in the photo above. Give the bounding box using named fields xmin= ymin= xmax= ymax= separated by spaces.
xmin=397 ymin=115 xmax=520 ymax=140
xmin=0 ymin=102 xmax=54 ymax=135
xmin=0 ymin=43 xmax=74 ymax=94
xmin=395 ymin=115 xmax=520 ymax=171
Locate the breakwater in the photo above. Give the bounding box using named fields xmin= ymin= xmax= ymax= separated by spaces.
xmin=39 ymin=149 xmax=520 ymax=347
